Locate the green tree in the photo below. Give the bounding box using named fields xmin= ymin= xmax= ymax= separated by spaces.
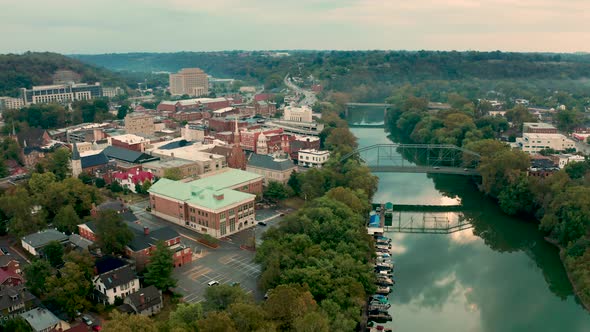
xmin=28 ymin=172 xmax=57 ymax=196
xmin=117 ymin=104 xmax=130 ymax=120
xmin=64 ymin=250 xmax=95 ymax=280
xmin=0 ymin=160 xmax=8 ymax=178
xmin=142 ymin=180 xmax=152 ymax=193
xmin=2 ymin=317 xmax=33 ymax=332
xmin=43 ymin=241 xmax=64 ymax=268
xmin=227 ymin=303 xmax=270 ymax=332
xmin=203 ymin=284 xmax=251 ymax=312
xmin=46 ymin=262 xmax=92 ymax=318
xmin=556 ymin=108 xmax=582 ymax=133
xmin=167 ymin=303 xmax=203 ymax=332
xmin=163 ymin=168 xmax=183 ymax=180
xmin=564 ymin=161 xmax=589 ymax=180
xmin=103 ymin=312 xmax=158 ymax=332
xmin=505 ymin=105 xmax=536 ymax=127
xmin=264 ymin=181 xmax=290 ymax=202
xmin=0 ymin=187 xmax=45 ymax=237
xmin=95 ymin=177 xmax=106 ymax=188
xmin=110 ymin=181 xmax=124 ymax=193
xmin=498 ymin=175 xmax=535 ymax=215
xmin=95 ymin=210 xmax=133 ymax=255
xmin=144 ymin=241 xmax=176 ymax=290
xmin=326 ymin=187 xmax=371 ymax=215
xmin=23 ymin=259 xmax=53 ymax=296
xmin=197 ymin=312 xmax=237 ymax=332
xmin=52 ymin=205 xmax=81 ymax=234
xmin=293 ymin=311 xmax=330 ymax=332
xmin=46 ymin=148 xmax=71 ymax=181
xmin=287 ymin=171 xmax=301 ymax=195
xmin=263 ymin=285 xmax=318 ymax=331
xmin=325 ymin=127 xmax=357 ymax=153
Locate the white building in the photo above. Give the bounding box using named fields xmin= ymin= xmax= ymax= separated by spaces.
xmin=93 ymin=265 xmax=139 ymax=305
xmin=298 ymin=149 xmax=330 ymax=168
xmin=181 ymin=123 xmax=206 ymax=142
xmin=103 ymin=87 xmax=124 ymax=98
xmin=0 ymin=96 xmax=25 ymax=110
xmin=283 ymin=105 xmax=313 ymax=123
xmin=516 ymin=133 xmax=576 ymax=154
xmin=555 ymin=154 xmax=585 ymax=169
xmin=21 ymin=230 xmax=69 ymax=256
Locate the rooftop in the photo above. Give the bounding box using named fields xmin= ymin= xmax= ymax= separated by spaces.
xmin=142 ymin=158 xmax=196 ymax=169
xmin=95 ymin=265 xmax=137 ymax=290
xmin=21 ymin=229 xmax=68 ymax=249
xmin=247 ymin=154 xmax=296 ymax=171
xmin=20 ymin=308 xmax=60 ymax=332
xmin=126 ymin=226 xmax=180 ymax=252
xmin=523 ymin=122 xmax=556 ymax=129
xmin=103 ymin=146 xmax=159 ymax=164
xmin=149 ymin=179 xmax=255 ymax=211
xmin=126 ymin=286 xmax=162 ymax=312
xmin=189 ymin=168 xmax=263 ymax=190
xmin=299 ymin=149 xmax=330 ymax=155
xmin=0 ymin=286 xmax=35 ymax=312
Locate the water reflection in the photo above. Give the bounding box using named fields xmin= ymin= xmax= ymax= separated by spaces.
xmin=351 ymin=127 xmax=590 ymax=332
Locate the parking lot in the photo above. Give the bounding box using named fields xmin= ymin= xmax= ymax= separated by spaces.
xmin=128 ymin=202 xmax=287 ymax=303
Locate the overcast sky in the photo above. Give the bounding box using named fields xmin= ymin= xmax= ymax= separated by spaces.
xmin=2 ymin=0 xmax=589 ymax=54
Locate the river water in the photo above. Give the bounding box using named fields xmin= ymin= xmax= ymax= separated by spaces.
xmin=351 ymin=126 xmax=590 ymax=332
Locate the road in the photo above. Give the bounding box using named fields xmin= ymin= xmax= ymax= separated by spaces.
xmin=284 ymin=74 xmax=317 ymax=106
xmin=128 ymin=201 xmax=286 ymax=303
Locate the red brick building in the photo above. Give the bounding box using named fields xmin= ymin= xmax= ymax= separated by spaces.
xmin=208 ymin=118 xmax=249 ymax=133
xmin=0 ymin=256 xmax=21 ymax=275
xmin=240 ymin=128 xmax=284 ymax=152
xmin=0 ymin=269 xmax=23 ymax=287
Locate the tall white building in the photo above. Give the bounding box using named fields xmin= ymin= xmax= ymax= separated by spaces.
xmin=169 ymin=68 xmax=209 ymax=97
xmin=283 ymin=105 xmax=313 ymax=123
xmin=516 ymin=133 xmax=576 ymax=154
xmin=298 ymin=149 xmax=330 ymax=168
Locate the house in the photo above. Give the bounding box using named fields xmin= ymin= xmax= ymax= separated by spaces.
xmin=93 ymin=265 xmax=139 ymax=305
xmin=550 ymin=154 xmax=586 ymax=169
xmin=20 ymin=308 xmax=69 ymax=332
xmin=112 ymin=169 xmax=154 ymax=193
xmin=90 ymin=200 xmax=128 ymax=217
xmin=123 ymin=285 xmax=163 ymax=316
xmin=68 ymin=234 xmax=93 ymax=251
xmin=246 ymin=153 xmax=297 ymax=185
xmin=21 ymin=230 xmax=69 ymax=256
xmin=0 ymin=269 xmax=23 ymax=287
xmin=0 ymin=286 xmax=37 ymax=318
xmin=125 ymin=225 xmax=192 ymax=270
xmin=94 ymin=256 xmax=129 ymax=275
xmin=0 ymin=255 xmax=22 ymax=275
xmin=298 ymin=149 xmax=330 ymax=168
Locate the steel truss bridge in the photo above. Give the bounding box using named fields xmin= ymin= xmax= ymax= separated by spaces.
xmin=341 ymin=144 xmax=481 ymax=175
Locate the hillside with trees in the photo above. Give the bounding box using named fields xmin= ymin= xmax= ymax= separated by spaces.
xmin=0 ymin=52 xmax=128 ymax=96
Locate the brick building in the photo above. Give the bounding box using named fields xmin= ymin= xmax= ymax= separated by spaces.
xmin=125 ymin=113 xmax=155 ymax=136
xmin=240 ymin=128 xmax=284 ymax=152
xmin=148 ymin=169 xmax=262 ymax=238
xmin=109 ymin=134 xmax=150 ymax=152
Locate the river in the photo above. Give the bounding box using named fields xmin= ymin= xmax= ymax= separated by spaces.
xmin=351 ymin=126 xmax=590 ymax=332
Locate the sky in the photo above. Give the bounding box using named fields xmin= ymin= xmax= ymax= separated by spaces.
xmin=2 ymin=0 xmax=589 ymax=54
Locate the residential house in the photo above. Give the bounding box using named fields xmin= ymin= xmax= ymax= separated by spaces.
xmin=93 ymin=265 xmax=139 ymax=305
xmin=112 ymin=169 xmax=154 ymax=193
xmin=123 ymin=286 xmax=163 ymax=316
xmin=20 ymin=308 xmax=69 ymax=332
xmin=0 ymin=286 xmax=37 ymax=318
xmin=0 ymin=269 xmax=23 ymax=287
xmin=125 ymin=226 xmax=192 ymax=271
xmin=0 ymin=255 xmax=21 ymax=275
xmin=21 ymin=230 xmax=69 ymax=256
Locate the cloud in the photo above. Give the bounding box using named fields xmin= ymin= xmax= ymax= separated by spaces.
xmin=0 ymin=0 xmax=589 ymax=53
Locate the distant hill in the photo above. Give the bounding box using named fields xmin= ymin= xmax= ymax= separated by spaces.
xmin=0 ymin=52 xmax=127 ymax=97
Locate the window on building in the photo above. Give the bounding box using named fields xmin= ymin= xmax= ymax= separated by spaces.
xmin=220 ymin=221 xmax=227 ymax=236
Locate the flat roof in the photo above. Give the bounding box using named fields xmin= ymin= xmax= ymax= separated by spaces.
xmin=142 ymin=158 xmax=195 ymax=168
xmin=189 ymin=168 xmax=263 ymax=190
xmin=523 ymin=133 xmax=569 ymax=139
xmin=149 ymin=178 xmax=255 ymax=211
xmin=523 ymin=122 xmax=556 ymax=129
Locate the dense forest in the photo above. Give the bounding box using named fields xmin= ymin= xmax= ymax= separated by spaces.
xmin=0 ymin=52 xmax=129 ymax=96
xmin=73 ymin=51 xmax=590 ymax=104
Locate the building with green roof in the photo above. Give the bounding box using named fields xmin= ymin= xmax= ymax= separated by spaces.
xmin=148 ymin=170 xmax=259 ymax=238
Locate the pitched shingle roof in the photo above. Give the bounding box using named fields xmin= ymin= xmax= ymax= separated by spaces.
xmin=95 ymin=265 xmax=137 ymax=290
xmin=126 ymin=226 xmax=180 ymax=252
xmin=0 ymin=286 xmax=36 ymax=312
xmin=81 ymin=152 xmax=110 ymax=169
xmin=247 ymin=154 xmax=296 ymax=171
xmin=126 ymin=286 xmax=162 ymax=312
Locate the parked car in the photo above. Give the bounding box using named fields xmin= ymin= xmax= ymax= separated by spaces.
xmin=92 ymin=325 xmax=102 ymax=332
xmin=207 ymin=280 xmax=220 ymax=287
xmin=258 ymin=221 xmax=267 ymax=226
xmin=0 ymin=247 xmax=9 ymax=255
xmin=82 ymin=316 xmax=93 ymax=326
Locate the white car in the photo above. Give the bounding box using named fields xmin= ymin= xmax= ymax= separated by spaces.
xmin=207 ymin=280 xmax=220 ymax=287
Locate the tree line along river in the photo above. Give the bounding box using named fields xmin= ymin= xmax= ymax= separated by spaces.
xmin=350 ymin=125 xmax=590 ymax=332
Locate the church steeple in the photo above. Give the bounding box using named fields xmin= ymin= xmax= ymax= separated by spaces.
xmin=72 ymin=142 xmax=80 ymax=160
xmin=233 ymin=117 xmax=240 ymax=145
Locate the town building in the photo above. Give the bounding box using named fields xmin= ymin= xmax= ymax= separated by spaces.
xmin=20 ymin=83 xmax=102 ymax=105
xmin=0 ymin=255 xmax=21 ymax=275
xmin=528 ymin=155 xmax=559 ymax=177
xmin=283 ymin=105 xmax=313 ymax=123
xmin=124 ymin=113 xmax=155 ymax=136
xmin=93 ymin=265 xmax=139 ymax=305
xmin=109 ymin=134 xmax=150 ymax=152
xmin=21 ymin=230 xmax=69 ymax=257
xmin=254 ymin=101 xmax=277 ymax=116
xmin=147 ymin=140 xmax=225 ymax=172
xmin=10 ymin=128 xmax=53 ymax=168
xmin=181 ymin=123 xmax=206 ymax=142
xmin=169 ymin=68 xmax=209 ymax=97
xmin=0 ymin=286 xmax=36 ymax=319
xmin=20 ymin=308 xmax=68 ymax=332
xmin=171 ymin=111 xmax=210 ymax=122
xmin=125 ymin=225 xmax=192 ymax=270
xmin=112 ymin=169 xmax=154 ymax=193
xmin=516 ymin=133 xmax=576 ymax=154
xmin=550 ymin=154 xmax=586 ymax=169
xmin=142 ymin=158 xmax=202 ymax=180
xmin=122 ymin=286 xmax=163 ymax=316
xmin=157 ymin=97 xmax=236 ymax=112
xmin=523 ymin=122 xmax=558 ymax=134
xmin=239 ymin=128 xmax=284 ymax=152
xmin=0 ymin=96 xmax=25 ymax=110
xmin=298 ymin=149 xmax=330 ymax=168
xmin=102 ymin=87 xmax=124 ymax=98
xmin=289 ymin=136 xmax=321 ymax=161
xmin=0 ymin=269 xmax=23 ymax=287
xmin=246 ymin=154 xmax=296 ymax=185
xmin=103 ymin=146 xmax=160 ymax=165
xmin=148 ymin=169 xmax=262 ymax=238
